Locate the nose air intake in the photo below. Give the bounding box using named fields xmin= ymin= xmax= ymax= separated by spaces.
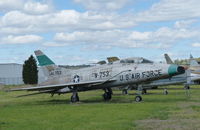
xmin=177 ymin=66 xmax=185 ymax=74
xmin=168 ymin=65 xmax=185 ymax=76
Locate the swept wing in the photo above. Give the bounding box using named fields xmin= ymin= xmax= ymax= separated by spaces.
xmin=10 ymin=79 xmax=116 ymax=91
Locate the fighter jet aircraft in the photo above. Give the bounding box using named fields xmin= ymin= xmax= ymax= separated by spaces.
xmin=165 ymin=54 xmax=200 ymax=84
xmin=10 ymin=50 xmax=185 ymax=102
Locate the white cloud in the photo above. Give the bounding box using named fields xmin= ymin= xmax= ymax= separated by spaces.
xmin=0 ymin=0 xmax=52 ymax=14
xmin=0 ymin=0 xmax=24 ymax=12
xmin=74 ymin=0 xmax=131 ymax=11
xmin=54 ymin=30 xmax=126 ymax=44
xmin=1 ymin=0 xmax=200 ymax=36
xmin=135 ymin=0 xmax=200 ymax=22
xmin=23 ymin=1 xmax=52 ymax=15
xmin=0 ymin=0 xmax=200 ymax=53
xmin=2 ymin=11 xmax=37 ymax=27
xmin=174 ymin=20 xmax=197 ymax=29
xmin=0 ymin=0 xmax=200 ymax=35
xmin=47 ymin=10 xmax=80 ymax=25
xmin=192 ymin=43 xmax=200 ymax=47
xmin=53 ymin=25 xmax=200 ymax=49
xmin=43 ymin=42 xmax=68 ymax=47
xmin=0 ymin=10 xmax=136 ymax=35
xmin=0 ymin=35 xmax=43 ymax=44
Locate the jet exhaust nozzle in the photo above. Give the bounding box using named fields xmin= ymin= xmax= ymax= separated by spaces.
xmin=168 ymin=65 xmax=185 ymax=76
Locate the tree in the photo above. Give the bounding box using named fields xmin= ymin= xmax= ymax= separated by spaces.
xmin=22 ymin=55 xmax=38 ymax=84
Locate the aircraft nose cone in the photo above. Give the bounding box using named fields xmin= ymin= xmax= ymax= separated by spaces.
xmin=168 ymin=65 xmax=185 ymax=76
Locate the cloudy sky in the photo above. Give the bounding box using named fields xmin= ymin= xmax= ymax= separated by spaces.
xmin=0 ymin=0 xmax=200 ymax=65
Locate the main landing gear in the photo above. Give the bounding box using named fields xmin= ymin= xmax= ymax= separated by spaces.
xmin=71 ymin=91 xmax=79 ymax=103
xmin=163 ymin=89 xmax=168 ymax=95
xmin=142 ymin=89 xmax=147 ymax=94
xmin=184 ymin=84 xmax=190 ymax=96
xmin=184 ymin=84 xmax=190 ymax=90
xmin=122 ymin=89 xmax=128 ymax=95
xmin=103 ymin=88 xmax=112 ymax=101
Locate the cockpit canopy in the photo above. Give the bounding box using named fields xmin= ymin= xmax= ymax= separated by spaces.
xmin=96 ymin=57 xmax=154 ymax=65
xmin=119 ymin=57 xmax=153 ymax=64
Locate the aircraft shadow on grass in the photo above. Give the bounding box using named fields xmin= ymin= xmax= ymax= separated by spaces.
xmin=31 ymin=93 xmax=190 ymax=105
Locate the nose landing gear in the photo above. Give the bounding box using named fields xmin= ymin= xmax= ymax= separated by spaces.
xmin=135 ymin=86 xmax=143 ymax=102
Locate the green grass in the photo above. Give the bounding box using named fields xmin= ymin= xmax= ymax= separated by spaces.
xmin=0 ymin=85 xmax=200 ymax=130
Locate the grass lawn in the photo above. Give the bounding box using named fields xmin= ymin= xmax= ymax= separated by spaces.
xmin=0 ymin=85 xmax=200 ymax=130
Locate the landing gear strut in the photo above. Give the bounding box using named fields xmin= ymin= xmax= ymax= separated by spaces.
xmin=184 ymin=84 xmax=190 ymax=96
xmin=135 ymin=86 xmax=143 ymax=102
xmin=184 ymin=84 xmax=190 ymax=90
xmin=71 ymin=91 xmax=79 ymax=103
xmin=163 ymin=89 xmax=168 ymax=95
xmin=51 ymin=93 xmax=54 ymax=97
xmin=103 ymin=88 xmax=112 ymax=101
xmin=122 ymin=89 xmax=128 ymax=95
xmin=142 ymin=89 xmax=147 ymax=94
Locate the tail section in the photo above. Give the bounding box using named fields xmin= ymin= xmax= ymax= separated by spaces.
xmin=164 ymin=54 xmax=174 ymax=64
xmin=190 ymin=54 xmax=193 ymax=59
xmin=34 ymin=50 xmax=61 ymax=77
xmin=189 ymin=54 xmax=200 ymax=67
xmin=189 ymin=59 xmax=199 ymax=67
xmin=34 ymin=50 xmax=55 ymax=66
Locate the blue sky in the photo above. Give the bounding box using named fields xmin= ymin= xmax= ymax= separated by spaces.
xmin=0 ymin=0 xmax=200 ymax=65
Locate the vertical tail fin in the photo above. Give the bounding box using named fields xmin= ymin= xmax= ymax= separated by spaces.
xmin=164 ymin=54 xmax=174 ymax=64
xmin=34 ymin=50 xmax=55 ymax=66
xmin=34 ymin=50 xmax=60 ymax=77
xmin=189 ymin=59 xmax=199 ymax=66
xmin=189 ymin=54 xmax=200 ymax=67
xmin=190 ymin=54 xmax=193 ymax=59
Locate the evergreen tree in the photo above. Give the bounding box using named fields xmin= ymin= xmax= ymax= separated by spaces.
xmin=22 ymin=55 xmax=38 ymax=84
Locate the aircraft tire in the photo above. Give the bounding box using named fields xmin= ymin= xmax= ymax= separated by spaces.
xmin=135 ymin=96 xmax=142 ymax=102
xmin=103 ymin=92 xmax=112 ymax=101
xmin=71 ymin=93 xmax=79 ymax=103
xmin=142 ymin=89 xmax=147 ymax=94
xmin=76 ymin=94 xmax=80 ymax=102
xmin=122 ymin=90 xmax=128 ymax=95
xmin=164 ymin=90 xmax=168 ymax=95
xmin=184 ymin=85 xmax=190 ymax=90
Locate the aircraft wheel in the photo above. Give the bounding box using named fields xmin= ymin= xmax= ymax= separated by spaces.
xmin=164 ymin=90 xmax=168 ymax=95
xmin=142 ymin=89 xmax=147 ymax=94
xmin=122 ymin=90 xmax=128 ymax=95
xmin=71 ymin=93 xmax=79 ymax=103
xmin=184 ymin=85 xmax=190 ymax=90
xmin=135 ymin=96 xmax=142 ymax=102
xmin=103 ymin=92 xmax=112 ymax=101
xmin=76 ymin=94 xmax=80 ymax=102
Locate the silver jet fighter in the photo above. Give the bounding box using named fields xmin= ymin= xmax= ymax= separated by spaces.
xmin=11 ymin=50 xmax=185 ymax=102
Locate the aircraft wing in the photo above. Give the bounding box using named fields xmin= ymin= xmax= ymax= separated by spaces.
xmin=10 ymin=79 xmax=116 ymax=91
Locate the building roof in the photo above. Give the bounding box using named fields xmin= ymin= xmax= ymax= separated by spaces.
xmin=0 ymin=63 xmax=22 ymax=65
